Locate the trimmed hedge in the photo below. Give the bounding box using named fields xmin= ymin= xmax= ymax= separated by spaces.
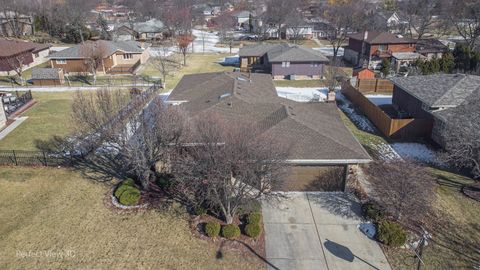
xmin=118 ymin=187 xmax=141 ymax=206
xmin=194 ymin=207 xmax=207 ymax=216
xmin=245 ymin=223 xmax=262 ymax=238
xmin=205 ymin=221 xmax=221 ymax=238
xmin=377 ymin=221 xmax=407 ymax=247
xmin=123 ymin=178 xmax=136 ymax=187
xmin=246 ymin=212 xmax=262 ymax=225
xmin=222 ymin=224 xmax=241 ymax=240
xmin=114 ymin=184 xmax=131 ymax=198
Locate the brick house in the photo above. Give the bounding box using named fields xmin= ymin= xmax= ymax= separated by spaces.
xmin=0 ymin=39 xmax=50 ymax=76
xmin=390 ymin=74 xmax=480 ymax=148
xmin=48 ymin=40 xmax=150 ymax=75
xmin=344 ymin=31 xmax=416 ymax=69
xmin=239 ymin=43 xmax=329 ymax=80
xmin=166 ymin=72 xmax=371 ymax=190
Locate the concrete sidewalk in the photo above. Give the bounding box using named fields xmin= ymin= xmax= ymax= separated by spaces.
xmin=0 ymin=117 xmax=28 ymax=140
xmin=262 ymin=192 xmax=391 ymax=270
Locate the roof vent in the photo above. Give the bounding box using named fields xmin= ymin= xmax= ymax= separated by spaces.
xmin=236 ymin=76 xmax=248 ymax=82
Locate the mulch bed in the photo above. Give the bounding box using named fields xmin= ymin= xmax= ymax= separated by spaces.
xmin=103 ymin=184 xmax=172 ymax=214
xmin=190 ymin=214 xmax=266 ymax=261
xmin=462 ymin=182 xmax=480 ymax=202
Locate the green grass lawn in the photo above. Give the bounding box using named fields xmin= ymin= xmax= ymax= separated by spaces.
xmin=0 ymin=167 xmax=263 ymax=269
xmin=141 ymin=53 xmax=236 ymax=91
xmin=338 ymin=105 xmax=480 ymax=269
xmin=0 ymin=92 xmax=74 ymax=150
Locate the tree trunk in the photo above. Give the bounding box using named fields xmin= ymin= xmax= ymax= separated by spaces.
xmin=225 ymin=213 xmax=234 ymax=224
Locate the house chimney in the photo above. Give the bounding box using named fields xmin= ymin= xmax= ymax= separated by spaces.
xmin=363 ymin=31 xmax=368 ymax=41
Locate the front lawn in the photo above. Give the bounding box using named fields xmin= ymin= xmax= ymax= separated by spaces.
xmin=0 ymin=167 xmax=263 ymax=269
xmin=141 ymin=53 xmax=236 ymax=91
xmin=338 ymin=103 xmax=480 ymax=269
xmin=0 ymin=92 xmax=74 ymax=150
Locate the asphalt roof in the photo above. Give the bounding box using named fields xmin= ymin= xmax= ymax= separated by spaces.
xmin=391 ymin=52 xmax=423 ymax=60
xmin=0 ymin=39 xmax=50 ymax=58
xmin=348 ymin=31 xmax=416 ymax=44
xmin=390 ymin=74 xmax=480 ymax=108
xmin=167 ymin=72 xmax=371 ymax=163
xmin=31 ymin=68 xmax=61 ymax=80
xmin=49 ymin=40 xmax=144 ymax=59
xmin=416 ymin=39 xmax=449 ymax=54
xmin=239 ymin=43 xmax=329 ymax=62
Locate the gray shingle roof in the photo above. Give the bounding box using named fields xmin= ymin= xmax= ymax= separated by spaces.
xmin=49 ymin=40 xmax=144 ymax=59
xmin=239 ymin=43 xmax=329 ymax=62
xmin=31 ymin=68 xmax=61 ymax=80
xmin=390 ymin=74 xmax=480 ymax=108
xmin=348 ymin=31 xmax=416 ymax=44
xmin=167 ymin=72 xmax=371 ymax=162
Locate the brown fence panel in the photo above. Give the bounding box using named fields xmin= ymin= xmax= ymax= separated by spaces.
xmin=341 ymin=82 xmax=433 ymax=139
xmin=341 ymin=82 xmax=393 ymax=136
xmin=357 ymin=79 xmax=394 ymax=93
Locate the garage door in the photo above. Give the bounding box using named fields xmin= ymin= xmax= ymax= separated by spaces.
xmin=277 ymin=166 xmax=346 ymax=192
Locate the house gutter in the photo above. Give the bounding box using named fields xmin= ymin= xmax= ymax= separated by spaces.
xmin=285 ymin=159 xmax=371 ymax=165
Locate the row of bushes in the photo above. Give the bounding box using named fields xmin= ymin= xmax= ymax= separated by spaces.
xmin=114 ymin=179 xmax=141 ymax=206
xmin=362 ymin=202 xmax=407 ymax=247
xmin=205 ymin=212 xmax=263 ymax=240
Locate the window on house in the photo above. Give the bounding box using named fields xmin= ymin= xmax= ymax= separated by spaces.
xmin=123 ymin=53 xmax=133 ymax=59
xmin=378 ymin=44 xmax=387 ymax=51
xmin=282 ymin=61 xmax=290 ymax=68
xmin=310 ymin=62 xmax=318 ymax=67
xmin=34 ymin=53 xmax=39 ymax=58
xmin=56 ymin=59 xmax=66 ymax=64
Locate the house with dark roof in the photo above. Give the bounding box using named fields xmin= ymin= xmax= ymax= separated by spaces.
xmin=48 ymin=40 xmax=149 ymax=75
xmin=416 ymin=39 xmax=450 ymax=60
xmin=167 ymin=71 xmax=371 ymax=189
xmin=114 ymin=19 xmax=165 ymax=41
xmin=390 ymin=74 xmax=480 ymax=147
xmin=239 ymin=43 xmax=329 ymax=80
xmin=344 ymin=31 xmax=416 ymax=69
xmin=372 ymin=11 xmax=408 ymax=34
xmin=0 ymin=39 xmax=51 ymax=76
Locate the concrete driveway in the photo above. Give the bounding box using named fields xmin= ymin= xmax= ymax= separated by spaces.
xmin=262 ymin=192 xmax=391 ymax=270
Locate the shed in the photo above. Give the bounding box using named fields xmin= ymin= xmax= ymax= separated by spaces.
xmin=353 ymin=68 xmax=375 ymax=79
xmin=31 ymin=68 xmax=65 ymax=86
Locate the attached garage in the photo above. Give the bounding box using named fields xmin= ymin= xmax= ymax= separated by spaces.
xmin=278 ymin=165 xmax=349 ymax=192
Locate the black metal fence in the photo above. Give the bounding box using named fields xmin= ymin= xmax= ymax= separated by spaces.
xmin=0 ymin=150 xmax=71 ymax=167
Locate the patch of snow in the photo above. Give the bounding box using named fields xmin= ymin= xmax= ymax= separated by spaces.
xmin=336 ymin=93 xmax=376 ymax=133
xmin=391 ymin=143 xmax=443 ymax=165
xmin=312 ymin=46 xmax=344 ymax=57
xmin=191 ymin=29 xmax=239 ymax=54
xmin=358 ymin=222 xmax=376 ymax=239
xmin=365 ymin=94 xmax=392 ymax=106
xmin=276 ymin=87 xmax=328 ymax=102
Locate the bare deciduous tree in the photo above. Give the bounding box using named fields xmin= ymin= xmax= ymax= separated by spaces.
xmin=400 ymin=0 xmax=441 ymax=39
xmin=79 ymin=41 xmax=108 ymax=85
xmin=285 ymin=9 xmax=305 ymax=44
xmin=323 ymin=0 xmax=368 ymax=61
xmin=442 ymin=95 xmax=480 ymax=179
xmin=177 ymin=35 xmax=193 ymax=66
xmin=71 ymin=89 xmax=187 ymax=190
xmin=172 ymin=113 xmax=291 ymax=224
xmin=365 ymin=161 xmax=436 ymax=229
xmin=151 ymin=46 xmax=180 ymax=89
xmin=446 ymin=0 xmax=480 ymax=50
xmin=0 ymin=53 xmax=28 ymax=85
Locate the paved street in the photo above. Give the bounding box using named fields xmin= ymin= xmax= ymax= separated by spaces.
xmin=262 ymin=192 xmax=391 ymax=270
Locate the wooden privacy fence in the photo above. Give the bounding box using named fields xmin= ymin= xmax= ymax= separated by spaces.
xmin=0 ymin=150 xmax=71 ymax=167
xmin=356 ymin=79 xmax=394 ymax=93
xmin=341 ymin=82 xmax=433 ymax=139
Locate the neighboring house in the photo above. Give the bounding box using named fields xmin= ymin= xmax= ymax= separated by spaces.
xmin=0 ymin=39 xmax=50 ymax=76
xmin=166 ymin=72 xmax=371 ymax=188
xmin=239 ymin=43 xmax=329 ymax=80
xmin=49 ymin=40 xmax=149 ymax=75
xmin=344 ymin=31 xmax=416 ymax=69
xmin=311 ymin=21 xmax=335 ymax=39
xmin=114 ymin=19 xmax=165 ymax=41
xmin=285 ymin=25 xmax=313 ymax=40
xmin=416 ymin=39 xmax=450 ymax=60
xmin=390 ymin=74 xmax=480 ymax=147
xmin=372 ymin=11 xmax=407 ymax=34
xmin=232 ymin=10 xmax=254 ymax=29
xmin=31 ymin=68 xmax=65 ymax=86
xmin=0 ymin=11 xmax=34 ymax=37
